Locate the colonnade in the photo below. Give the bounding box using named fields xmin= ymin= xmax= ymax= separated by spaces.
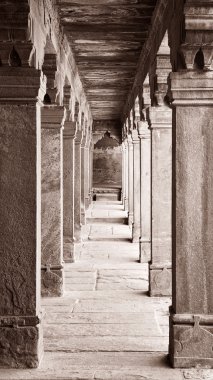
xmin=121 ymin=0 xmax=213 ymax=368
xmin=0 ymin=0 xmax=213 ymax=371
xmin=0 ymin=0 xmax=93 ymax=368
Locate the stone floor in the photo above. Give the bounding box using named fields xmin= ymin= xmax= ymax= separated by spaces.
xmin=1 ymin=201 xmax=213 ymax=379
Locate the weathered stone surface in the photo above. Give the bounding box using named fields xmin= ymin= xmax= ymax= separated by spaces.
xmin=149 ymin=267 xmax=172 ymax=297
xmin=63 ymin=121 xmax=76 ymax=263
xmin=149 ymin=106 xmax=172 ymax=297
xmin=44 ymin=321 xmax=162 ymax=337
xmin=169 ymin=70 xmax=213 ymax=368
xmin=138 ymin=121 xmax=151 ymax=263
xmin=41 ymin=269 xmax=63 ymax=297
xmin=0 ymin=325 xmax=43 ymax=369
xmin=74 ymin=131 xmax=83 ymax=243
xmin=0 ymin=69 xmax=44 ymax=368
xmin=45 ymin=335 xmax=168 ymax=352
xmin=43 ymin=312 xmax=155 ymax=325
xmin=131 ymin=129 xmax=140 ymax=243
xmin=41 ymin=106 xmax=64 ymax=297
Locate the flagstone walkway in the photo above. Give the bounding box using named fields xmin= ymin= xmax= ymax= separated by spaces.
xmin=0 ymin=201 xmax=212 ymax=380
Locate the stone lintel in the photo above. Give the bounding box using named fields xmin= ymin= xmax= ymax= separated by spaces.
xmin=169 ymin=313 xmax=213 ymax=368
xmin=149 ymin=106 xmax=172 ymax=127
xmin=171 ymin=71 xmax=213 ymax=105
xmin=149 ymin=265 xmax=172 ymax=297
xmin=63 ymin=120 xmax=77 ymax=138
xmin=0 ymin=68 xmax=46 ymax=103
xmin=41 ymin=105 xmax=65 ymax=127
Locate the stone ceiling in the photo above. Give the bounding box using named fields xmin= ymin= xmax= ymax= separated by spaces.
xmin=57 ymin=0 xmax=157 ymax=120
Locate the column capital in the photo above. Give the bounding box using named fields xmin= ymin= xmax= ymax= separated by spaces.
xmin=149 ymin=106 xmax=172 ymax=129
xmin=63 ymin=120 xmax=77 ymax=138
xmin=0 ymin=68 xmax=46 ymax=104
xmin=41 ymin=105 xmax=66 ymax=129
xmin=137 ymin=120 xmax=151 ymax=139
xmin=131 ymin=128 xmax=140 ymax=144
xmin=170 ymin=71 xmax=213 ymax=106
xmin=127 ymin=134 xmax=133 ymax=146
xmin=81 ymin=133 xmax=87 ymax=148
xmin=75 ymin=130 xmax=83 ymax=145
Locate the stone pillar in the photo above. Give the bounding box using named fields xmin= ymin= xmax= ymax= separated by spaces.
xmin=63 ymin=121 xmax=77 ymax=262
xmin=121 ymin=142 xmax=126 ymax=206
xmin=74 ymin=130 xmax=83 ymax=242
xmin=41 ymin=106 xmax=65 ymax=297
xmin=131 ymin=129 xmax=140 ymax=243
xmin=89 ymin=140 xmax=94 ymax=203
xmin=81 ymin=133 xmax=87 ymax=224
xmin=169 ymin=70 xmax=213 ymax=368
xmin=148 ymin=107 xmax=172 ymax=296
xmin=124 ymin=139 xmax=129 ymax=209
xmin=138 ymin=121 xmax=151 ymax=263
xmin=127 ymin=134 xmax=134 ymax=226
xmin=85 ymin=136 xmax=91 ymax=209
xmin=0 ymin=67 xmax=45 ymax=367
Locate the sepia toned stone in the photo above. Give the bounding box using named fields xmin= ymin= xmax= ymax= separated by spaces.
xmin=41 ymin=105 xmax=65 ymax=297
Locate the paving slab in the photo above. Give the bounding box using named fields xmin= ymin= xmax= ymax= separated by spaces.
xmin=44 ymin=322 xmax=162 ymax=337
xmin=45 ymin=335 xmax=169 ymax=352
xmin=43 ymin=312 xmax=155 ymax=325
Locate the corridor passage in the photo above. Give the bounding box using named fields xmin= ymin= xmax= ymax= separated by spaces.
xmin=0 ymin=202 xmax=209 ymax=379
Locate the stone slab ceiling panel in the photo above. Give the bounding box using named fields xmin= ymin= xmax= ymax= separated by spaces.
xmin=57 ymin=0 xmax=157 ymax=120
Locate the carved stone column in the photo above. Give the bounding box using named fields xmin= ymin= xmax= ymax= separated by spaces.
xmin=41 ymin=106 xmax=65 ymax=297
xmin=74 ymin=130 xmax=83 ymax=242
xmin=0 ymin=66 xmax=45 ymax=367
xmin=138 ymin=121 xmax=151 ymax=263
xmin=85 ymin=135 xmax=91 ymax=209
xmin=169 ymin=1 xmax=213 ymax=368
xmin=121 ymin=142 xmax=126 ymax=206
xmin=131 ymin=129 xmax=140 ymax=243
xmin=127 ymin=134 xmax=134 ymax=226
xmin=148 ymin=106 xmax=172 ymax=296
xmin=81 ymin=133 xmax=87 ymax=224
xmin=124 ymin=139 xmax=129 ymax=209
xmin=169 ymin=71 xmax=213 ymax=368
xmin=63 ymin=121 xmax=76 ymax=262
xmin=89 ymin=140 xmax=94 ymax=203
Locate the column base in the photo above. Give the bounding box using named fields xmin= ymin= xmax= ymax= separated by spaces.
xmin=124 ymin=198 xmax=129 ymax=211
xmin=63 ymin=237 xmax=75 ymax=263
xmin=41 ymin=266 xmax=63 ymax=297
xmin=81 ymin=210 xmax=86 ymax=225
xmin=139 ymin=239 xmax=151 ymax=263
xmin=74 ymin=226 xmax=82 ymax=243
xmin=128 ymin=212 xmax=133 ymax=226
xmin=169 ymin=312 xmax=213 ymax=368
xmin=132 ymin=224 xmax=140 ymax=243
xmin=85 ymin=197 xmax=90 ymax=209
xmin=0 ymin=317 xmax=43 ymax=368
xmin=149 ymin=263 xmax=172 ymax=296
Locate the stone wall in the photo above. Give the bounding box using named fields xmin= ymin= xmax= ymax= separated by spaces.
xmin=93 ymin=121 xmax=122 ymax=188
